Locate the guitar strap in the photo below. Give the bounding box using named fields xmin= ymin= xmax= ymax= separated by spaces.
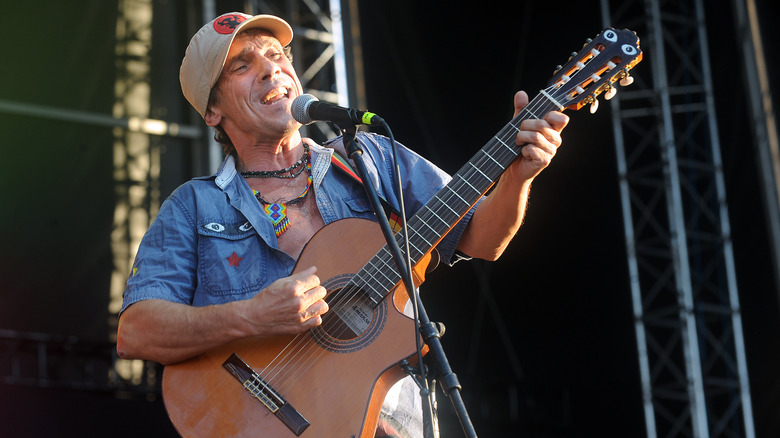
xmin=330 ymin=151 xmax=403 ymax=232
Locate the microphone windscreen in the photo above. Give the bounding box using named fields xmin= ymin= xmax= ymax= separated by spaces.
xmin=291 ymin=94 xmax=318 ymax=125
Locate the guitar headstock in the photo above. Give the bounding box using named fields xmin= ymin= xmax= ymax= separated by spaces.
xmin=546 ymin=28 xmax=642 ymax=113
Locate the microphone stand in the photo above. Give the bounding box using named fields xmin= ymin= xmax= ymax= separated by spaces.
xmin=340 ymin=126 xmax=477 ymax=438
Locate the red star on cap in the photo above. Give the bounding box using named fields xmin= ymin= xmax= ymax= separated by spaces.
xmin=227 ymin=251 xmax=243 ymax=267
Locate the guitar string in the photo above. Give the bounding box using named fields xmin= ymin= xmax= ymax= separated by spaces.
xmin=255 ymin=219 xmax=419 ymax=387
xmin=262 ymin=61 xmax=602 ymax=390
xmin=256 ymin=85 xmax=568 ymax=393
xmin=256 ymin=88 xmax=563 ymax=394
xmin=253 ymin=40 xmax=602 ymax=390
xmin=258 ymin=89 xmax=563 ymax=396
xmin=258 ymin=267 xmax=395 ymax=388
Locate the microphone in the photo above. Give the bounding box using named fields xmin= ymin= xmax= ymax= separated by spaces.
xmin=291 ymin=94 xmax=383 ymax=126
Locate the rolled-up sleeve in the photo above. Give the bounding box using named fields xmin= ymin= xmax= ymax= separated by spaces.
xmin=119 ymin=191 xmax=198 ymax=315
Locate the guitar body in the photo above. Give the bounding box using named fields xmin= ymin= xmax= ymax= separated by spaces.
xmin=163 ymin=218 xmax=430 ymax=437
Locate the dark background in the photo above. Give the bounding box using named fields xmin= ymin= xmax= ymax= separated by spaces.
xmin=1 ymin=0 xmax=778 ymax=436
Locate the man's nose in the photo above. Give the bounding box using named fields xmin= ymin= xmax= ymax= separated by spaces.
xmin=258 ymin=56 xmax=281 ymax=82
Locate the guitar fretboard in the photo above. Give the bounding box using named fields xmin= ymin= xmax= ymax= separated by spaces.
xmin=335 ymin=26 xmax=644 ymax=308
xmin=350 ymin=96 xmax=560 ymax=307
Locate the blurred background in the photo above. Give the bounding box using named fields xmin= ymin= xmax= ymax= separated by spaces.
xmin=1 ymin=0 xmax=778 ymax=436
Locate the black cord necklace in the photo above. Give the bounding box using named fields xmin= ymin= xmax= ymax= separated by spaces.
xmin=239 ymin=143 xmax=310 ymax=179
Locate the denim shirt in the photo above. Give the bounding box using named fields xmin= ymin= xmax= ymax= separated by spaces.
xmin=121 ymin=132 xmax=475 ymax=313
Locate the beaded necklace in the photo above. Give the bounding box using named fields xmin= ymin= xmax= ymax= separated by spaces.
xmin=239 ymin=143 xmax=309 ymax=179
xmin=248 ymin=153 xmax=312 ymax=238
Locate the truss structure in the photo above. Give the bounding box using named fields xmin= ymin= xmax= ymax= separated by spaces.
xmin=600 ymin=0 xmax=755 ymax=436
xmin=0 ymin=0 xmax=358 ymax=396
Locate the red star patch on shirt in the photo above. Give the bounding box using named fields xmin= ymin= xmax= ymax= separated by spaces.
xmin=227 ymin=252 xmax=242 ymax=267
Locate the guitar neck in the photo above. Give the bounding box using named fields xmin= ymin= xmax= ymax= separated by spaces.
xmin=343 ymin=26 xmax=645 ymax=306
xmin=354 ymin=95 xmax=560 ymax=306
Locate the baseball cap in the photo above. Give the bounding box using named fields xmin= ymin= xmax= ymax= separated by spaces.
xmin=180 ymin=12 xmax=294 ymax=118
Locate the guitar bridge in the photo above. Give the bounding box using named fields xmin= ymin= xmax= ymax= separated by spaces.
xmin=223 ymin=353 xmax=310 ymax=436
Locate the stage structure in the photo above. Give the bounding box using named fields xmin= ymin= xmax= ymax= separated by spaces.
xmin=0 ymin=0 xmax=362 ymax=397
xmin=110 ymin=0 xmax=364 ymax=395
xmin=2 ymin=1 xmax=776 ymax=436
xmin=600 ymin=0 xmax=773 ymax=436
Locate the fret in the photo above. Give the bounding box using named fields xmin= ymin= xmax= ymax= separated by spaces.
xmin=407 ymin=227 xmax=433 ymax=249
xmin=360 ymin=253 xmax=393 ymax=283
xmin=439 ymin=185 xmax=471 ymax=208
xmin=403 ymin=245 xmax=424 ymax=263
xmin=454 ymin=174 xmax=481 ymax=196
xmin=494 ymin=136 xmax=518 ymax=155
xmin=394 ymin=229 xmax=424 ymax=257
xmin=370 ymin=252 xmax=397 ymax=284
xmin=480 ymin=148 xmax=504 ymax=169
xmin=414 ymin=213 xmax=452 ymax=241
xmin=357 ymin=279 xmax=392 ymax=305
xmin=415 ymin=215 xmax=440 ymax=236
xmin=351 ymin=265 xmax=379 ymax=291
xmin=467 ymin=160 xmax=495 ymax=182
xmin=524 ymin=107 xmax=542 ymax=119
xmin=403 ymin=234 xmax=425 ymax=258
xmin=359 ymin=279 xmax=384 ymax=306
xmin=366 ymin=266 xmax=395 ymax=291
xmin=429 ymin=193 xmax=460 ymax=216
xmin=421 ymin=206 xmax=449 ymax=227
xmin=426 ymin=199 xmax=458 ymax=221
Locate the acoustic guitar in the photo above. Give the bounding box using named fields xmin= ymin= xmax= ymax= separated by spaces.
xmin=162 ymin=28 xmax=642 ymax=437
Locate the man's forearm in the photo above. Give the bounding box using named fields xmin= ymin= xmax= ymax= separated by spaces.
xmin=116 ymin=299 xmax=249 ymax=365
xmin=456 ymin=172 xmax=533 ymax=261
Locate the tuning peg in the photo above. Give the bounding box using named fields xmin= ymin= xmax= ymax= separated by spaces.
xmin=590 ymin=98 xmax=600 ymax=114
xmin=605 ymin=86 xmax=617 ymax=100
xmin=619 ymin=75 xmax=634 ymax=86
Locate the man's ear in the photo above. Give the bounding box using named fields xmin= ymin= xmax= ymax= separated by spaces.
xmin=204 ymin=107 xmax=222 ymax=127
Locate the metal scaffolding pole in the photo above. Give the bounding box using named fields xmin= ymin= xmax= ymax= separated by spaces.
xmin=732 ymin=0 xmax=780 ymax=308
xmin=600 ymin=0 xmax=755 ymax=436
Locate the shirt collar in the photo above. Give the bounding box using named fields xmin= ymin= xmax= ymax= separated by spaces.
xmin=214 ymin=154 xmax=238 ymax=189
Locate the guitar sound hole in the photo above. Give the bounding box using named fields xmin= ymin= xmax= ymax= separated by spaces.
xmin=321 ymin=288 xmax=376 ymax=341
